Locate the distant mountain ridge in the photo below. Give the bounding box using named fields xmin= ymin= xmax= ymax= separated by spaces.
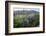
xmin=14 ymin=10 xmax=39 ymax=15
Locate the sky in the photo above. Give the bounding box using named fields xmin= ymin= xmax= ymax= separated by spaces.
xmin=13 ymin=8 xmax=40 ymax=12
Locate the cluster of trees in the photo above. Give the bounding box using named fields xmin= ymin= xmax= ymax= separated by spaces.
xmin=14 ymin=13 xmax=39 ymax=28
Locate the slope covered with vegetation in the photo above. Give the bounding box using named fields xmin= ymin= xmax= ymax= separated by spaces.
xmin=14 ymin=12 xmax=39 ymax=28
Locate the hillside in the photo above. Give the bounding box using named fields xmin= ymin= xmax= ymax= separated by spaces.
xmin=14 ymin=10 xmax=39 ymax=28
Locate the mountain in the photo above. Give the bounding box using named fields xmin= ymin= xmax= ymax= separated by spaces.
xmin=14 ymin=10 xmax=39 ymax=15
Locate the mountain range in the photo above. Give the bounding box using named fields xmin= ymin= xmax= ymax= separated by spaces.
xmin=14 ymin=10 xmax=39 ymax=15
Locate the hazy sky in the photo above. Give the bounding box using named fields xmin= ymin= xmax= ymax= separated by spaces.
xmin=13 ymin=8 xmax=40 ymax=12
